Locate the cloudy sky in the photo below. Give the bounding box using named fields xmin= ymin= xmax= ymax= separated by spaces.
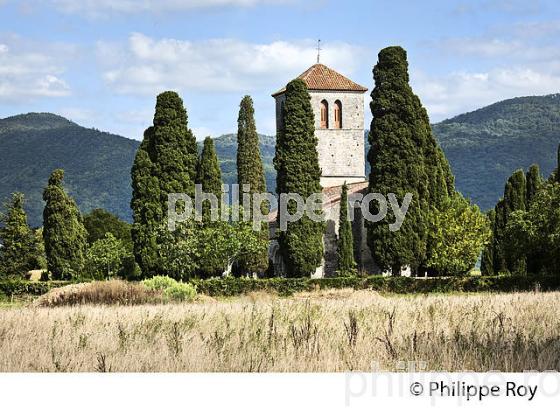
xmin=1 ymin=0 xmax=560 ymax=140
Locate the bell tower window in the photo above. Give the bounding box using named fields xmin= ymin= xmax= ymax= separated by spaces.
xmin=334 ymin=100 xmax=342 ymax=129
xmin=320 ymin=100 xmax=329 ymax=129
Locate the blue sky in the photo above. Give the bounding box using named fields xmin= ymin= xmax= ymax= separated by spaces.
xmin=1 ymin=0 xmax=560 ymax=140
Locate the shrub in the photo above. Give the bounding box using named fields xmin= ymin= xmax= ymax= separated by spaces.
xmin=142 ymin=275 xmax=197 ymax=302
xmin=142 ymin=275 xmax=179 ymax=291
xmin=163 ymin=282 xmax=197 ymax=302
xmin=33 ymin=280 xmax=160 ymax=307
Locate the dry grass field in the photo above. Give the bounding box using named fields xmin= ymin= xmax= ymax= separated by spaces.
xmin=0 ymin=289 xmax=559 ymax=372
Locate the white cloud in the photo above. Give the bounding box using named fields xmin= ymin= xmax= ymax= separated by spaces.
xmin=413 ymin=67 xmax=560 ymax=121
xmin=0 ymin=40 xmax=71 ymax=101
xmin=50 ymin=0 xmax=293 ymax=16
xmin=97 ymin=33 xmax=367 ymax=96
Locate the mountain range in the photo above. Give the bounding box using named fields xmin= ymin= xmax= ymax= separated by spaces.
xmin=1 ymin=94 xmax=560 ymax=226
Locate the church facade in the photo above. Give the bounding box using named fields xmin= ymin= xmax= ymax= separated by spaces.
xmin=268 ymin=63 xmax=391 ymax=277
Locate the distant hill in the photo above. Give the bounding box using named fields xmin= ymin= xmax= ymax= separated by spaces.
xmin=0 ymin=113 xmax=140 ymax=227
xmin=213 ymin=133 xmax=276 ymax=192
xmin=0 ymin=113 xmax=275 ymax=226
xmin=2 ymin=95 xmax=560 ymax=226
xmin=432 ymin=94 xmax=560 ymax=210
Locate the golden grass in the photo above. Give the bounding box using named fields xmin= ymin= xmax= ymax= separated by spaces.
xmin=33 ymin=280 xmax=161 ymax=307
xmin=1 ymin=289 xmax=559 ymax=372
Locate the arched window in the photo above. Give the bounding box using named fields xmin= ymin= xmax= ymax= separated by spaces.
xmin=334 ymin=100 xmax=342 ymax=129
xmin=320 ymin=100 xmax=329 ymax=129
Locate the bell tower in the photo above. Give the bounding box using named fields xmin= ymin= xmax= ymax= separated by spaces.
xmin=272 ymin=63 xmax=368 ymax=188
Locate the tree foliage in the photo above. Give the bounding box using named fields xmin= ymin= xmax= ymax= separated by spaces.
xmin=86 ymin=233 xmax=131 ymax=279
xmin=273 ymin=79 xmax=324 ymax=277
xmin=42 ymin=169 xmax=88 ymax=279
xmin=0 ymin=192 xmax=41 ymax=277
xmin=427 ymin=193 xmax=490 ymax=276
xmin=131 ymin=92 xmax=198 ymax=277
xmin=84 ymin=208 xmax=132 ymax=248
xmin=336 ymin=183 xmax=356 ymax=275
xmin=236 ymin=95 xmax=269 ymax=275
xmin=366 ymin=46 xmax=455 ymax=275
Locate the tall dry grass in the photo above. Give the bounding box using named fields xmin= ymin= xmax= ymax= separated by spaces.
xmin=1 ymin=289 xmax=559 ymax=372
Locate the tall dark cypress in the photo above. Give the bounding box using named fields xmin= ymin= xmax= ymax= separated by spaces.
xmin=492 ymin=199 xmax=507 ymax=273
xmin=490 ymin=169 xmax=527 ymax=274
xmin=42 ymin=169 xmax=87 ymax=279
xmin=480 ymin=209 xmax=495 ymax=275
xmin=152 ymin=91 xmax=198 ymax=201
xmin=237 ymin=95 xmax=267 ymax=198
xmin=273 ymin=78 xmax=324 ymax=277
xmin=526 ymin=164 xmax=543 ymax=205
xmin=336 ymin=183 xmax=356 ymax=274
xmin=366 ymin=46 xmax=428 ymax=275
xmin=131 ymin=128 xmax=162 ymax=275
xmin=0 ymin=193 xmax=36 ymax=277
xmin=131 ymin=91 xmax=198 ymax=277
xmin=196 ymin=136 xmax=223 ymax=223
xmin=236 ymin=95 xmax=269 ymax=275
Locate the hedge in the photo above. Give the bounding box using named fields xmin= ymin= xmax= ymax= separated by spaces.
xmin=2 ymin=274 xmax=559 ymax=299
xmin=191 ymin=274 xmax=560 ymax=297
xmin=0 ymin=280 xmax=72 ymax=297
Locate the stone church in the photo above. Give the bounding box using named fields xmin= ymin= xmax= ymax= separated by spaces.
xmin=268 ymin=63 xmax=382 ymax=277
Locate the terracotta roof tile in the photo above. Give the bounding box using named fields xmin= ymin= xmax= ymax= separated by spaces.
xmin=272 ymin=64 xmax=368 ymax=96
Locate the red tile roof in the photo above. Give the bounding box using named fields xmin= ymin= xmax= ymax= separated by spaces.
xmin=272 ymin=64 xmax=368 ymax=96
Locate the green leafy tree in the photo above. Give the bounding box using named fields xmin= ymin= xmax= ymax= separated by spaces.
xmin=236 ymin=95 xmax=269 ymax=275
xmin=86 ymin=233 xmax=130 ymax=279
xmin=336 ymin=183 xmax=356 ymax=275
xmin=131 ymin=92 xmax=198 ymax=277
xmin=427 ymin=193 xmax=490 ymax=276
xmin=0 ymin=193 xmax=38 ymax=277
xmin=84 ymin=208 xmax=132 ymax=248
xmin=42 ymin=169 xmax=87 ymax=279
xmin=273 ymin=78 xmax=324 ymax=277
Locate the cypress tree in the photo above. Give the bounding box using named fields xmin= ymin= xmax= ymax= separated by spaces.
xmin=504 ymin=169 xmax=526 ymax=214
xmin=236 ymin=95 xmax=269 ymax=275
xmin=366 ymin=46 xmax=428 ymax=275
xmin=336 ymin=183 xmax=356 ymax=274
xmin=196 ymin=136 xmax=223 ymax=223
xmin=152 ymin=91 xmax=198 ymax=201
xmin=42 ymin=169 xmax=87 ymax=279
xmin=273 ymin=78 xmax=324 ymax=277
xmin=0 ymin=193 xmax=36 ymax=277
xmin=131 ymin=92 xmax=198 ymax=277
xmin=130 ymin=128 xmax=162 ymax=275
xmin=490 ymin=169 xmax=527 ymax=274
xmin=480 ymin=209 xmax=495 ymax=275
xmin=492 ymin=198 xmax=508 ymax=273
xmin=526 ymin=164 xmax=543 ymax=205
xmin=237 ymin=95 xmax=267 ymax=197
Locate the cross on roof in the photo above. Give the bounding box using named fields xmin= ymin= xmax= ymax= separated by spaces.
xmin=316 ymin=39 xmax=321 ymax=64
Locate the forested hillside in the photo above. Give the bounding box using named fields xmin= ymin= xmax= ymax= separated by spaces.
xmin=0 ymin=113 xmax=140 ymax=227
xmin=432 ymin=94 xmax=560 ymax=209
xmin=2 ymin=94 xmax=560 ymax=226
